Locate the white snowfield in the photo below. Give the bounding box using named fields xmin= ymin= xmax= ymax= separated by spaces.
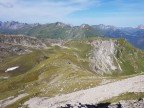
xmin=24 ymin=75 xmax=144 ymax=108
xmin=5 ymin=66 xmax=19 ymax=72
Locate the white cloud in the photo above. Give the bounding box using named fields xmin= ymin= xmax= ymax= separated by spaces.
xmin=0 ymin=0 xmax=16 ymax=6
xmin=0 ymin=0 xmax=98 ymax=22
xmin=0 ymin=0 xmax=143 ymax=27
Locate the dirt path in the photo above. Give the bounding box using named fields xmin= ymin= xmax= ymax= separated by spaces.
xmin=24 ymin=75 xmax=144 ymax=108
xmin=0 ymin=93 xmax=28 ymax=108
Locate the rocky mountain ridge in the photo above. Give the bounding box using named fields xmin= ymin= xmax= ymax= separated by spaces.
xmin=0 ymin=35 xmax=62 ymax=62
xmin=137 ymin=24 xmax=144 ymax=29
xmin=0 ymin=21 xmax=100 ymax=39
xmin=0 ymin=21 xmax=39 ymax=30
xmin=0 ymin=35 xmax=47 ymax=49
xmin=0 ymin=21 xmax=144 ymax=49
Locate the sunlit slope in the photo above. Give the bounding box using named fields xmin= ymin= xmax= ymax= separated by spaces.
xmin=0 ymin=38 xmax=144 ymax=105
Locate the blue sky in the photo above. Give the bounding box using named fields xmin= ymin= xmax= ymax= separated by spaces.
xmin=0 ymin=0 xmax=144 ymax=27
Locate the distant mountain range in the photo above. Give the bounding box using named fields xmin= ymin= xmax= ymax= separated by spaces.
xmin=0 ymin=21 xmax=144 ymax=49
xmin=0 ymin=21 xmax=100 ymax=39
xmin=93 ymin=24 xmax=144 ymax=49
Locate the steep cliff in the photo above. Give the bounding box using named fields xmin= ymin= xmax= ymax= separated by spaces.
xmin=89 ymin=38 xmax=144 ymax=75
xmin=89 ymin=39 xmax=122 ymax=75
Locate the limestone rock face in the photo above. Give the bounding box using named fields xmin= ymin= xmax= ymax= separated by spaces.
xmin=0 ymin=35 xmax=47 ymax=49
xmin=89 ymin=39 xmax=122 ymax=75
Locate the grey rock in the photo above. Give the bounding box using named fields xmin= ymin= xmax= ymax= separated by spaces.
xmin=89 ymin=39 xmax=122 ymax=75
xmin=0 ymin=35 xmax=47 ymax=49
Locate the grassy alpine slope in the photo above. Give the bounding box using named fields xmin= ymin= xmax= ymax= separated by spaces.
xmin=0 ymin=37 xmax=144 ymax=108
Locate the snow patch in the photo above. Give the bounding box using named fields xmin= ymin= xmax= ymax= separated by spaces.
xmin=5 ymin=66 xmax=19 ymax=72
xmin=0 ymin=76 xmax=9 ymax=79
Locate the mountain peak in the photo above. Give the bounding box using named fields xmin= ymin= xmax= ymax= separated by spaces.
xmin=0 ymin=21 xmax=28 ymax=30
xmin=80 ymin=24 xmax=90 ymax=29
xmin=55 ymin=22 xmax=66 ymax=28
xmin=98 ymin=24 xmax=116 ymax=30
xmin=137 ymin=24 xmax=144 ymax=29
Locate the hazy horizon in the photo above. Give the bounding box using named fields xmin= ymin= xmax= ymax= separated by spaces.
xmin=0 ymin=0 xmax=144 ymax=27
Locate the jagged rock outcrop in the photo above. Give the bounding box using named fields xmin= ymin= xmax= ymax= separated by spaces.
xmin=89 ymin=39 xmax=122 ymax=75
xmin=0 ymin=21 xmax=38 ymax=30
xmin=0 ymin=44 xmax=32 ymax=57
xmin=60 ymin=99 xmax=144 ymax=108
xmin=109 ymin=99 xmax=144 ymax=108
xmin=0 ymin=35 xmax=47 ymax=49
xmin=0 ymin=35 xmax=64 ymax=59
